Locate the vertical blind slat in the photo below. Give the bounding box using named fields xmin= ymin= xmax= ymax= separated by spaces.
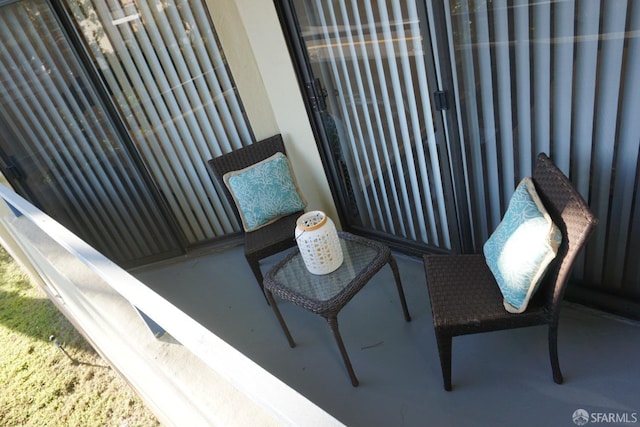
xmin=475 ymin=2 xmax=501 ymax=226
xmin=571 ymin=0 xmax=599 ymax=198
xmin=514 ymin=0 xmax=532 ymax=174
xmin=552 ymin=0 xmax=575 ymax=172
xmin=570 ymin=0 xmax=600 ymax=278
xmin=588 ymin=0 xmax=628 ymax=282
xmin=533 ymin=1 xmax=551 ymax=158
xmin=493 ymin=0 xmax=516 ymax=207
xmin=444 ymin=0 xmax=479 ymax=248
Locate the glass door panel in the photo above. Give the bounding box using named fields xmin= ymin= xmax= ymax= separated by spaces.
xmin=0 ymin=0 xmax=182 ymax=266
xmin=290 ymin=0 xmax=458 ymax=251
xmin=64 ymin=0 xmax=255 ymax=244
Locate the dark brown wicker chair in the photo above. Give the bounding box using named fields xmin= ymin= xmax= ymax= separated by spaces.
xmin=208 ymin=134 xmax=304 ymax=302
xmin=423 ymin=153 xmax=598 ymax=391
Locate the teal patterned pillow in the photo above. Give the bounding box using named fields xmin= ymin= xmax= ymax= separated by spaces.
xmin=483 ymin=177 xmax=562 ymax=313
xmin=223 ymin=152 xmax=306 ymax=232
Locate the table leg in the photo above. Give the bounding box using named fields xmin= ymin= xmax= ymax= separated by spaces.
xmin=265 ymin=291 xmax=296 ymax=348
xmin=326 ymin=316 xmax=359 ymax=387
xmin=388 ymin=256 xmax=411 ymax=322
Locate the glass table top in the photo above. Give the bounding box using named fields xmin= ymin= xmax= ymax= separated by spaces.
xmin=271 ymin=236 xmax=383 ymax=302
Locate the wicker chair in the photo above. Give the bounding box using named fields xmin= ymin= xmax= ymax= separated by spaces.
xmin=423 ymin=153 xmax=598 ymax=391
xmin=208 ymin=134 xmax=304 ymax=302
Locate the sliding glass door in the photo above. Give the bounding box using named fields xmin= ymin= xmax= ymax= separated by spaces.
xmin=0 ymin=0 xmax=182 ymax=266
xmin=286 ymin=0 xmax=460 ymax=252
xmin=281 ymin=0 xmax=640 ymax=309
xmin=0 ymin=0 xmax=254 ymax=266
xmin=64 ymin=0 xmax=254 ymax=245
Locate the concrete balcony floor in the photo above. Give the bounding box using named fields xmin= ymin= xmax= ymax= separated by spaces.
xmin=133 ymin=241 xmax=640 ymax=426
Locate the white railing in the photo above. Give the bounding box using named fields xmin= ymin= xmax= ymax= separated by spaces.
xmin=0 ymin=184 xmax=342 ymax=427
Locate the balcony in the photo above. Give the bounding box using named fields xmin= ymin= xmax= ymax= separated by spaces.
xmin=135 ymin=245 xmax=640 ymax=426
xmin=1 ymin=187 xmax=638 ymax=426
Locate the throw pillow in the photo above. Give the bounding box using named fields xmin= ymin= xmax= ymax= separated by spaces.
xmin=223 ymin=152 xmax=306 ymax=231
xmin=483 ymin=177 xmax=562 ymax=313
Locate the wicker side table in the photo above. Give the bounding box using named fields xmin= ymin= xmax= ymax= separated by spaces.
xmin=263 ymin=232 xmax=411 ymax=386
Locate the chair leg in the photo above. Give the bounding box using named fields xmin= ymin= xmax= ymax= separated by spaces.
xmin=246 ymin=257 xmax=270 ymax=305
xmin=435 ymin=330 xmax=453 ymax=391
xmin=387 ymin=256 xmax=411 ymax=322
xmin=326 ymin=316 xmax=359 ymax=387
xmin=549 ymin=324 xmax=564 ymax=384
xmin=265 ymin=291 xmax=296 ymax=348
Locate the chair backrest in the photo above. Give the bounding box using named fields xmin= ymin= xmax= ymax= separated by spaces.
xmin=531 ymin=153 xmax=598 ymax=317
xmin=207 ymin=134 xmax=287 ymax=224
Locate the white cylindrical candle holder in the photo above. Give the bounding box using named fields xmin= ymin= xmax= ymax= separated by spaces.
xmin=294 ymin=211 xmax=343 ymax=275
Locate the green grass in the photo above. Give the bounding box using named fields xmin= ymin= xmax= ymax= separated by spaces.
xmin=0 ymin=247 xmax=160 ymax=427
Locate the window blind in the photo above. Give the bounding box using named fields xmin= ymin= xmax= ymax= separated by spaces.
xmin=445 ymin=0 xmax=640 ymax=293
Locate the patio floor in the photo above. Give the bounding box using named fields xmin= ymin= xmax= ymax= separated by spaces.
xmin=133 ymin=240 xmax=640 ymax=426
